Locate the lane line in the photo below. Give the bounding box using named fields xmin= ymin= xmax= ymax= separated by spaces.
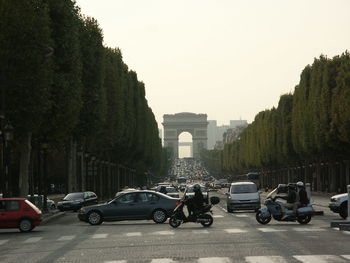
xmin=152 ymin=231 xmax=175 ymax=235
xmin=104 ymin=261 xmax=127 ymax=263
xmin=198 ymin=257 xmax=231 ymax=263
xmin=192 ymin=230 xmax=209 ymax=234
xmin=24 ymin=237 xmax=42 ymax=243
xmin=341 ymin=255 xmax=350 ymax=260
xmin=292 ymin=228 xmax=325 ymax=232
xmin=92 ymin=233 xmax=108 ymax=239
xmin=125 ymin=232 xmax=142 ymax=237
xmin=235 ymin=214 xmax=249 ymax=218
xmin=293 ymin=255 xmax=347 ymax=263
xmin=151 ymin=258 xmax=177 ymax=263
xmin=224 ymin=228 xmax=247 ymax=233
xmin=213 ymin=215 xmax=224 ymax=218
xmin=57 ymin=235 xmax=75 ymax=241
xmin=245 ymin=256 xmax=287 ymax=263
xmin=0 ymin=240 xmax=9 ymax=245
xmin=258 ymin=228 xmax=287 ymax=233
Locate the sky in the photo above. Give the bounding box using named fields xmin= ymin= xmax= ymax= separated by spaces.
xmin=76 ymin=0 xmax=350 ymax=130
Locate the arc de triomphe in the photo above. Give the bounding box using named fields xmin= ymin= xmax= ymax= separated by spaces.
xmin=162 ymin=113 xmax=208 ymax=159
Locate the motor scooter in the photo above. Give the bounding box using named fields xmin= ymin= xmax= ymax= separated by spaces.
xmin=256 ymin=187 xmax=315 ymax=225
xmin=169 ymin=196 xmax=220 ymax=228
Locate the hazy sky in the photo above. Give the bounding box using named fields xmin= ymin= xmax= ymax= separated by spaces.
xmin=76 ymin=0 xmax=350 ymax=128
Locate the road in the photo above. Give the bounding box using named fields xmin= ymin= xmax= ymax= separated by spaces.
xmin=0 ymin=192 xmax=349 ymax=263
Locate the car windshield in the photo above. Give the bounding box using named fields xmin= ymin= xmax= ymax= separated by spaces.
xmin=186 ymin=186 xmax=207 ymax=193
xmin=231 ymin=184 xmax=257 ymax=194
xmin=64 ymin=193 xmax=84 ymax=201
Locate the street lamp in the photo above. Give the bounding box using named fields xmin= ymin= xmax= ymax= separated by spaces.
xmin=2 ymin=122 xmax=14 ymax=197
xmin=41 ymin=141 xmax=49 ymax=212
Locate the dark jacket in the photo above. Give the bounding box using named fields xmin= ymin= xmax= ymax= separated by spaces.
xmin=188 ymin=191 xmax=204 ymax=209
xmin=298 ymin=188 xmax=309 ymax=205
xmin=278 ymin=191 xmax=296 ymax=203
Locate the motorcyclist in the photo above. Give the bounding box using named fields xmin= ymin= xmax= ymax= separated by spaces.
xmin=274 ymin=183 xmax=297 ymax=218
xmin=296 ymin=181 xmax=309 ymax=206
xmin=186 ymin=184 xmax=205 ymax=220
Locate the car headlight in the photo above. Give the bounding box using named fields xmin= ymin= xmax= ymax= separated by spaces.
xmin=331 ymin=198 xmax=340 ymax=202
xmin=79 ymin=208 xmax=86 ymax=213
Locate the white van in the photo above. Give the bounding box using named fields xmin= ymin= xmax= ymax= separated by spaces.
xmin=226 ymin=182 xmax=261 ymax=212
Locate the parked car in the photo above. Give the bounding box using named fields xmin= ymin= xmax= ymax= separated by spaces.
xmin=78 ymin=190 xmax=179 ymax=225
xmin=27 ymin=195 xmax=56 ymax=210
xmin=226 ymin=181 xmax=261 ymax=212
xmin=0 ymin=198 xmax=42 ymax=232
xmin=165 ymin=187 xmax=180 ymax=198
xmin=184 ymin=185 xmax=209 ymax=204
xmin=329 ymin=193 xmax=348 ymax=219
xmin=57 ymin=192 xmax=98 ymax=212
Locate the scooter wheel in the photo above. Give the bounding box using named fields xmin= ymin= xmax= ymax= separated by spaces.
xmin=256 ymin=211 xmax=271 ymax=225
xmin=297 ymin=215 xmax=312 ymax=224
xmin=169 ymin=216 xmax=181 ymax=228
xmin=200 ymin=214 xmax=213 ymax=227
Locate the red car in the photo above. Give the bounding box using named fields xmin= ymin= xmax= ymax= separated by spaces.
xmin=0 ymin=198 xmax=42 ymax=232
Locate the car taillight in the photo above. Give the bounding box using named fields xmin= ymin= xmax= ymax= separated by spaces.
xmin=175 ymin=201 xmax=181 ymax=206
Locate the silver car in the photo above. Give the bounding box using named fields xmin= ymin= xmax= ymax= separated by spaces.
xmin=78 ymin=190 xmax=180 ymax=225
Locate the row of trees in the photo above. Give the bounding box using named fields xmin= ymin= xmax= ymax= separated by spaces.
xmin=0 ymin=0 xmax=167 ymax=196
xmin=203 ymin=53 xmax=350 ymax=191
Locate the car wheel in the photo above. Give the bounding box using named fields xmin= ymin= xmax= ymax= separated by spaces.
xmin=227 ymin=206 xmax=233 ymax=213
xmin=50 ymin=204 xmax=56 ymax=210
xmin=152 ymin=209 xmax=167 ymax=224
xmin=87 ymin=211 xmax=103 ymax=225
xmin=339 ymin=202 xmax=348 ymax=219
xmin=19 ymin=219 xmax=33 ymax=232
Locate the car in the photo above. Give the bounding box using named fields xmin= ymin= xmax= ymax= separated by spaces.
xmin=165 ymin=187 xmax=180 ymax=198
xmin=184 ymin=185 xmax=209 ymax=203
xmin=57 ymin=191 xmax=98 ymax=212
xmin=0 ymin=198 xmax=42 ymax=232
xmin=27 ymin=195 xmax=56 ymax=210
xmin=226 ymin=181 xmax=261 ymax=212
xmin=329 ymin=193 xmax=348 ymax=219
xmin=78 ymin=190 xmax=179 ymax=225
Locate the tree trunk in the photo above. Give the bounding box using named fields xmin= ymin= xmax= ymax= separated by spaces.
xmin=19 ymin=132 xmax=32 ymax=197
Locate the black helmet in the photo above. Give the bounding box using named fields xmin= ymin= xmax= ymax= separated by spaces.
xmin=193 ymin=184 xmax=201 ymax=193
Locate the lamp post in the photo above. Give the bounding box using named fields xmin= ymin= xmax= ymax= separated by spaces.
xmin=41 ymin=141 xmax=49 ymax=212
xmin=1 ymin=122 xmax=14 ymax=197
xmin=84 ymin=153 xmax=90 ymax=190
xmin=91 ymin=155 xmax=96 ymax=191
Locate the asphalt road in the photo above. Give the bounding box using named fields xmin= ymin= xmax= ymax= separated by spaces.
xmin=1 ymin=192 xmax=349 ymax=263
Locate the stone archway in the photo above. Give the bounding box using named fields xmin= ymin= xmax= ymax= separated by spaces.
xmin=162 ymin=113 xmax=208 ymax=159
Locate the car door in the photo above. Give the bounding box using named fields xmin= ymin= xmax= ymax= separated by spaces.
xmin=0 ymin=200 xmax=6 ymax=228
xmin=112 ymin=193 xmax=139 ymax=220
xmin=134 ymin=192 xmax=157 ymax=218
xmin=0 ymin=200 xmax=21 ymax=228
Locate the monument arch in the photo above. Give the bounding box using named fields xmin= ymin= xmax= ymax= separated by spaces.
xmin=162 ymin=113 xmax=208 ymax=159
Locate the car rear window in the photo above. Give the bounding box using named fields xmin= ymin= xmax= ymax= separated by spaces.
xmin=5 ymin=200 xmax=20 ymax=211
xmin=64 ymin=193 xmax=84 ymax=200
xmin=231 ymin=184 xmax=257 ymax=194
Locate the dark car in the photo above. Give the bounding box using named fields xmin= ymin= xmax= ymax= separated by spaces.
xmin=78 ymin=190 xmax=179 ymax=225
xmin=57 ymin=192 xmax=98 ymax=212
xmin=0 ymin=198 xmax=42 ymax=232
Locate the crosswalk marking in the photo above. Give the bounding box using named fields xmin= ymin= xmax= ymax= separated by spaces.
xmin=150 ymin=259 xmax=177 ymax=263
xmin=258 ymin=228 xmax=287 ymax=233
xmin=293 ymin=228 xmax=325 ymax=232
xmin=213 ymin=215 xmax=224 ymax=218
xmin=198 ymin=257 xmax=231 ymax=263
xmin=341 ymin=255 xmax=350 ymax=260
xmin=125 ymin=232 xmax=142 ymax=237
xmin=57 ymin=235 xmax=75 ymax=241
xmin=293 ymin=255 xmax=348 ymax=263
xmin=152 ymin=231 xmax=174 ymax=235
xmin=0 ymin=240 xmax=9 ymax=245
xmin=245 ymin=256 xmax=287 ymax=263
xmin=192 ymin=229 xmax=209 ymax=234
xmin=225 ymin=228 xmax=247 ymax=233
xmin=104 ymin=261 xmax=127 ymax=263
xmin=24 ymin=237 xmax=42 ymax=243
xmin=342 ymin=231 xmax=350 ymax=235
xmin=92 ymin=233 xmax=108 ymax=239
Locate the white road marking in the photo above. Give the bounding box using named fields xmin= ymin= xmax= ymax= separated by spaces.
xmin=92 ymin=233 xmax=108 ymax=239
xmin=225 ymin=228 xmax=247 ymax=233
xmin=258 ymin=228 xmax=287 ymax=233
xmin=235 ymin=214 xmax=249 ymax=218
xmin=104 ymin=261 xmax=127 ymax=263
xmin=293 ymin=228 xmax=325 ymax=232
xmin=245 ymin=256 xmax=287 ymax=263
xmin=57 ymin=235 xmax=75 ymax=241
xmin=153 ymin=231 xmax=175 ymax=235
xmin=125 ymin=232 xmax=142 ymax=237
xmin=0 ymin=240 xmax=9 ymax=245
xmin=198 ymin=257 xmax=231 ymax=263
xmin=332 ymin=228 xmax=340 ymax=231
xmin=342 ymin=231 xmax=350 ymax=235
xmin=151 ymin=259 xmax=177 ymax=263
xmin=24 ymin=237 xmax=42 ymax=243
xmin=341 ymin=255 xmax=350 ymax=260
xmin=294 ymin=255 xmax=348 ymax=263
xmin=192 ymin=230 xmax=209 ymax=234
xmin=213 ymin=215 xmax=224 ymax=218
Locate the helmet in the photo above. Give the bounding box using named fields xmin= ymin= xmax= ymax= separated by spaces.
xmin=296 ymin=181 xmax=304 ymax=187
xmin=193 ymin=184 xmax=201 ymax=193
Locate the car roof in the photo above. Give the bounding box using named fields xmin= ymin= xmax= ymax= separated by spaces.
xmin=230 ymin=181 xmax=255 ymax=185
xmin=0 ymin=198 xmax=26 ymax=201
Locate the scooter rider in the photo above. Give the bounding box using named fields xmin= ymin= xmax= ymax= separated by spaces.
xmin=186 ymin=184 xmax=205 ymax=219
xmin=296 ymin=181 xmax=309 ymax=206
xmin=274 ymin=183 xmax=297 ymax=217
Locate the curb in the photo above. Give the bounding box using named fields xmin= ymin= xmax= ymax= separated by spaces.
xmin=42 ymin=211 xmax=66 ymax=224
